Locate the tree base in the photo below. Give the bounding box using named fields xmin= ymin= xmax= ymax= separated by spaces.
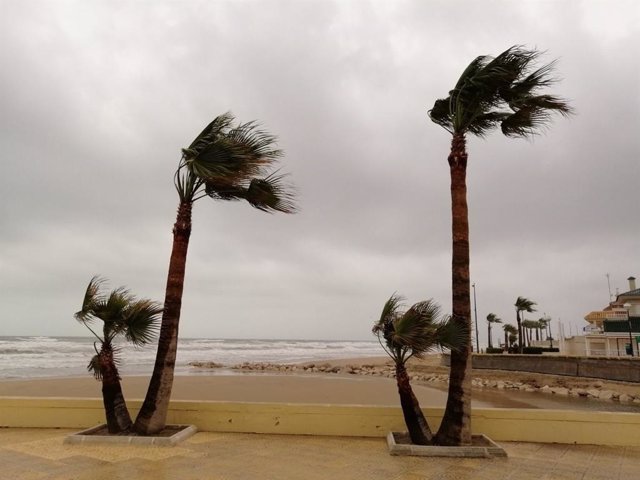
xmin=64 ymin=424 xmax=197 ymax=446
xmin=387 ymin=432 xmax=507 ymax=458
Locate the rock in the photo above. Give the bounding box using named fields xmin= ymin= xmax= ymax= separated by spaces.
xmin=551 ymin=387 xmax=569 ymax=396
xmin=540 ymin=385 xmax=551 ymax=393
xmin=593 ymin=381 xmax=603 ymax=388
xmin=586 ymin=389 xmax=600 ymax=397
xmin=618 ymin=394 xmax=633 ymax=403
xmin=598 ymin=390 xmax=614 ymax=401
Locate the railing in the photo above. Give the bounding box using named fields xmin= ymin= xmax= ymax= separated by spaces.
xmin=584 ymin=310 xmax=628 ymax=321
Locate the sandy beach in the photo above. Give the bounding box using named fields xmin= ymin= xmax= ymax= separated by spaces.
xmin=1 ymin=355 xmax=639 ymax=412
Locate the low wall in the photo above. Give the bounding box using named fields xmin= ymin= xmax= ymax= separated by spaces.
xmin=2 ymin=397 xmax=640 ymax=447
xmin=441 ymin=354 xmax=640 ymax=383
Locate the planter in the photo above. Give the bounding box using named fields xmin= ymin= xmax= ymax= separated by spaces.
xmin=64 ymin=424 xmax=197 ymax=446
xmin=386 ymin=432 xmax=507 ymax=458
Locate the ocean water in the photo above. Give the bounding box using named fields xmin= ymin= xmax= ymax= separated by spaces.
xmin=0 ymin=336 xmax=383 ymax=380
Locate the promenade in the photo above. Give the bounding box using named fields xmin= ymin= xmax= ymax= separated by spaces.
xmin=2 ymin=428 xmax=639 ymax=480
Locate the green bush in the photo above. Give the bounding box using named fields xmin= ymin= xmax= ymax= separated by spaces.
xmin=485 ymin=347 xmax=504 ymax=354
xmin=522 ymin=346 xmax=543 ymax=354
xmin=540 ymin=347 xmax=560 ymax=353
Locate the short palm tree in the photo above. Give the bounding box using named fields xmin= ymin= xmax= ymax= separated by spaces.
xmin=515 ymin=297 xmax=537 ymax=353
xmin=486 ymin=313 xmax=502 ymax=349
xmin=503 ymin=324 xmax=518 ymax=350
xmin=521 ymin=319 xmax=540 ymax=347
xmin=428 ymin=46 xmax=571 ymax=445
xmin=372 ymin=294 xmax=464 ymax=445
xmin=135 ymin=113 xmax=296 ymax=434
xmin=75 ymin=276 xmax=162 ymax=433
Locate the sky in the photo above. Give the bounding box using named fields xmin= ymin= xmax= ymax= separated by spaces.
xmin=1 ymin=0 xmax=638 ymax=345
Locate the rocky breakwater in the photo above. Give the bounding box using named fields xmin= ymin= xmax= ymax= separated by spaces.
xmin=189 ymin=360 xmax=640 ymax=406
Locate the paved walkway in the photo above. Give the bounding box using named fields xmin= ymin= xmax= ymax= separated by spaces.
xmin=1 ymin=429 xmax=639 ymax=480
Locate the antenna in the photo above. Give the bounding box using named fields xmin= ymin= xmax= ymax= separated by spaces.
xmin=606 ymin=273 xmax=613 ymax=302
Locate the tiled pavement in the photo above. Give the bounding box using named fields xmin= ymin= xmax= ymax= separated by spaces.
xmin=1 ymin=429 xmax=639 ymax=480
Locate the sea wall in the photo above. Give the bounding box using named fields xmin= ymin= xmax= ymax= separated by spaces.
xmin=2 ymin=397 xmax=640 ymax=447
xmin=441 ymin=354 xmax=640 ymax=383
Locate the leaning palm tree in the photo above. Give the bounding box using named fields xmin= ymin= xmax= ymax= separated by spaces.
xmin=134 ymin=113 xmax=296 ymax=435
xmin=428 ymin=46 xmax=571 ymax=445
xmin=503 ymin=324 xmax=518 ymax=350
xmin=372 ymin=294 xmax=464 ymax=445
xmin=515 ymin=297 xmax=537 ymax=353
xmin=75 ymin=276 xmax=162 ymax=433
xmin=486 ymin=313 xmax=502 ymax=349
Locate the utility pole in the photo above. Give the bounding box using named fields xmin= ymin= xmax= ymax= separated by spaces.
xmin=472 ymin=282 xmax=479 ymax=353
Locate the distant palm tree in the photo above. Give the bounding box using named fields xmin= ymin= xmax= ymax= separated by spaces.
xmin=75 ymin=276 xmax=162 ymax=433
xmin=135 ymin=113 xmax=296 ymax=435
xmin=428 ymin=45 xmax=571 ymax=445
xmin=515 ymin=297 xmax=537 ymax=353
xmin=522 ymin=319 xmax=540 ymax=347
xmin=486 ymin=313 xmax=502 ymax=349
xmin=372 ymin=294 xmax=464 ymax=445
xmin=503 ymin=324 xmax=518 ymax=350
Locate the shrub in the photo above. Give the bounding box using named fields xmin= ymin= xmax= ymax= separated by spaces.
xmin=485 ymin=347 xmax=504 ymax=354
xmin=522 ymin=346 xmax=543 ymax=354
xmin=540 ymin=347 xmax=560 ymax=353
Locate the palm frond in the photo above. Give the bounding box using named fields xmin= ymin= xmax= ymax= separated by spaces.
xmin=373 ymin=295 xmax=466 ymax=362
xmin=87 ymin=354 xmax=103 ymax=381
xmin=245 ymin=172 xmax=297 ymax=214
xmin=75 ymin=276 xmax=107 ymax=323
xmin=515 ymin=296 xmax=537 ymax=313
xmin=123 ymin=299 xmax=163 ymax=347
xmin=430 ymin=45 xmax=572 ymax=137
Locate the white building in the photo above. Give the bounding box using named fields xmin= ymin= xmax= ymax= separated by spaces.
xmin=563 ymin=276 xmax=640 ymax=356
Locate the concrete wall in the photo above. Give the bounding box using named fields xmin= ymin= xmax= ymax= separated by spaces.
xmin=2 ymin=397 xmax=640 ymax=447
xmin=442 ymin=354 xmax=640 ymax=383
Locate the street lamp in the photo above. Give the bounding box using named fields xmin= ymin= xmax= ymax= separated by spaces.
xmin=472 ymin=283 xmax=479 ymax=353
xmin=543 ymin=315 xmax=553 ymax=348
xmin=623 ymin=303 xmax=634 ymax=357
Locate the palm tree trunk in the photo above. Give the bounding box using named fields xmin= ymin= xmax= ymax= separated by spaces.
xmin=134 ymin=201 xmax=192 ymax=435
xmin=100 ymin=345 xmax=132 ymax=433
xmin=516 ymin=312 xmax=523 ymax=353
xmin=488 ymin=323 xmax=492 ymax=349
xmin=396 ymin=362 xmax=433 ymax=445
xmin=435 ymin=132 xmax=472 ymax=446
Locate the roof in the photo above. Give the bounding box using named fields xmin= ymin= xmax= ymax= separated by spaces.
xmin=618 ymin=288 xmax=640 ymax=298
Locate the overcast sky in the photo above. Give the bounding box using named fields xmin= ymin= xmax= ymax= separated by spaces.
xmin=1 ymin=0 xmax=638 ymax=345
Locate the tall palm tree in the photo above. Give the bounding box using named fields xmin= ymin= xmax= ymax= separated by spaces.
xmin=134 ymin=113 xmax=296 ymax=435
xmin=75 ymin=276 xmax=162 ymax=433
xmin=486 ymin=313 xmax=502 ymax=349
xmin=515 ymin=297 xmax=537 ymax=353
xmin=428 ymin=46 xmax=571 ymax=445
xmin=372 ymin=294 xmax=464 ymax=445
xmin=503 ymin=324 xmax=518 ymax=349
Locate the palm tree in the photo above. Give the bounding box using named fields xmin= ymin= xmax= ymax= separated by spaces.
xmin=75 ymin=276 xmax=162 ymax=433
xmin=486 ymin=313 xmax=502 ymax=349
xmin=522 ymin=319 xmax=540 ymax=347
xmin=372 ymin=294 xmax=464 ymax=445
xmin=503 ymin=324 xmax=518 ymax=350
xmin=134 ymin=113 xmax=296 ymax=434
xmin=428 ymin=46 xmax=571 ymax=445
xmin=515 ymin=297 xmax=537 ymax=353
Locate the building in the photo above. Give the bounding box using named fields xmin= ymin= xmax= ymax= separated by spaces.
xmin=576 ymin=276 xmax=640 ymax=356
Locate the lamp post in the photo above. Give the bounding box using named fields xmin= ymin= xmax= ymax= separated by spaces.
xmin=472 ymin=283 xmax=479 ymax=353
xmin=544 ymin=315 xmax=553 ymax=348
xmin=623 ymin=303 xmax=634 ymax=357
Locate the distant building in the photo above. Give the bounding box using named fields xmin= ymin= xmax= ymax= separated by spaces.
xmin=571 ymin=276 xmax=640 ymax=356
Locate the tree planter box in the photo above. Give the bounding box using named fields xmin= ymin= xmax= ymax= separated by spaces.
xmin=386 ymin=432 xmax=507 ymax=458
xmin=64 ymin=424 xmax=197 ymax=446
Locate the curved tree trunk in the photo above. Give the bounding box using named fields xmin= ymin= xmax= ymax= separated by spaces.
xmin=134 ymin=201 xmax=192 ymax=434
xmin=100 ymin=344 xmax=132 ymax=433
xmin=435 ymin=132 xmax=472 ymax=446
xmin=396 ymin=362 xmax=433 ymax=445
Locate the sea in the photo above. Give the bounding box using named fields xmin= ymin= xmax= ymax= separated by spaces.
xmin=0 ymin=336 xmax=383 ymax=380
